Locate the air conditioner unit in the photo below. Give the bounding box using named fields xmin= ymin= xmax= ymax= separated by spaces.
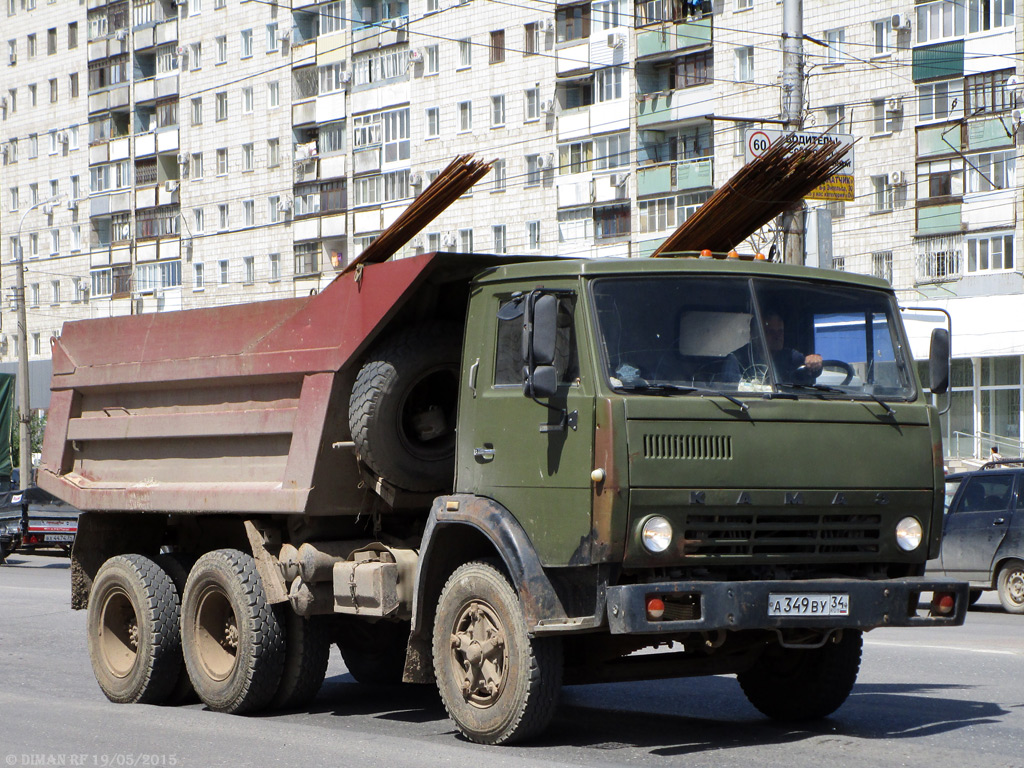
xmin=888 ymin=170 xmax=904 ymax=185
xmin=410 ymin=172 xmax=423 ymax=186
xmin=536 ymin=153 xmax=555 ymax=169
xmin=177 ymin=152 xmax=189 ymax=165
xmin=115 ymin=28 xmax=128 ymax=40
xmin=609 ymin=171 xmax=630 ymax=187
xmin=176 ymin=45 xmax=186 ymax=56
xmin=891 ymin=12 xmax=911 ymax=31
xmin=78 ymin=284 xmax=89 ymax=300
xmin=1007 ymin=75 xmax=1024 ymax=96
xmin=8 ymin=52 xmax=15 ymax=66
xmin=65 ymin=198 xmax=77 ymax=210
xmin=164 ymin=180 xmax=179 ymax=193
xmin=442 ymin=232 xmax=456 ymax=248
xmin=409 ymin=48 xmax=423 ymax=63
xmin=277 ymin=198 xmax=293 ymax=212
xmin=542 ymin=17 xmax=555 ymax=32
xmin=388 ymin=18 xmax=402 ymax=29
xmin=340 ymin=71 xmax=352 ymax=83
xmin=410 ymin=235 xmax=424 ymax=249
xmin=606 ymin=32 xmax=625 ymax=48
xmin=1013 ymin=108 xmax=1023 ymax=124
xmin=540 ymin=99 xmax=554 ymax=114
xmin=886 ymin=97 xmax=903 ymax=113
xmin=57 ymin=130 xmax=69 ymax=144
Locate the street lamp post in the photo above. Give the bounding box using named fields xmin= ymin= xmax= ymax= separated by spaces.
xmin=14 ymin=194 xmax=62 ymax=491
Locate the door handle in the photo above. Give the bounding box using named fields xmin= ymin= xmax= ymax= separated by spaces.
xmin=473 ymin=447 xmax=495 ymax=461
xmin=993 ymin=518 xmax=1006 ymax=525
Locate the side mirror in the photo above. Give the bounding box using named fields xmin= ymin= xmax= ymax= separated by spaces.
xmin=523 ymin=293 xmax=559 ymax=399
xmin=928 ymin=327 xmax=950 ymax=395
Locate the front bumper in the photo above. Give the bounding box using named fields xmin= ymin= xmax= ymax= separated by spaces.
xmin=606 ymin=577 xmax=969 ymax=634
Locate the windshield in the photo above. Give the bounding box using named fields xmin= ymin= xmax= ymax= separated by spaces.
xmin=590 ymin=276 xmax=916 ymax=400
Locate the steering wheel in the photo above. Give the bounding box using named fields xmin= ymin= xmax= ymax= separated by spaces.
xmin=793 ymin=360 xmax=855 ymax=385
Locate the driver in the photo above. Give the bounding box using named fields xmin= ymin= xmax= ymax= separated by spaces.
xmin=725 ymin=311 xmax=822 ymax=386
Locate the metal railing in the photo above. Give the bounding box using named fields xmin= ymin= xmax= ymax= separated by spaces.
xmin=950 ymin=429 xmax=1024 ymax=461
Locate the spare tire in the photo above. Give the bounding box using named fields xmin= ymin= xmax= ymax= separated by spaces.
xmin=349 ymin=324 xmax=461 ymax=492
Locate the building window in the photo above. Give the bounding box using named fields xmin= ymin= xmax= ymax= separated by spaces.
xmin=191 ymin=97 xmax=202 ymax=126
xmin=595 ymin=133 xmax=629 ymax=169
xmin=872 ymin=175 xmax=894 ymax=212
xmin=68 ymin=22 xmax=78 ymax=49
xmin=525 ymin=154 xmax=543 ymax=186
xmin=241 ymin=29 xmax=253 ymax=58
xmin=593 ymin=0 xmax=621 ymax=28
xmin=321 ymin=179 xmax=346 ymax=212
xmin=736 ymin=0 xmax=752 ymax=10
xmin=735 ymin=46 xmax=753 ymax=82
xmin=458 ymin=38 xmax=471 ymax=68
xmin=383 ymin=170 xmax=409 ymax=202
xmin=676 ymin=50 xmax=713 ymax=88
xmin=70 ymin=72 xmax=79 ymax=98
xmin=459 ymin=228 xmax=473 ymax=253
xmin=873 ymin=17 xmax=893 ymax=54
xmin=524 ymin=22 xmax=540 ymax=55
xmin=269 ymin=253 xmax=280 ymax=280
xmin=267 ymin=80 xmax=280 ymax=108
xmin=872 ymin=250 xmax=893 ymax=283
xmin=823 ymin=104 xmax=847 ymax=133
xmin=49 ymin=230 xmax=59 ymax=256
xmin=48 ymin=78 xmax=57 ymax=102
xmin=595 ymin=67 xmax=622 ymax=102
xmin=562 ymin=76 xmax=593 ymax=109
xmin=491 ymin=95 xmax=505 ymax=127
xmin=825 ymin=28 xmax=846 ymax=63
xmin=189 ymin=42 xmax=202 ymax=70
xmin=243 ymin=199 xmax=254 ymax=227
xmin=966 ymin=150 xmax=1016 ymax=193
xmin=193 ymin=262 xmax=204 ymax=290
xmin=559 ymin=140 xmax=593 ymax=174
xmin=458 ymin=100 xmax=472 ymax=131
xmin=216 ymin=148 xmax=228 ymax=175
xmin=156 ymin=99 xmax=177 ymax=128
xmin=269 ymin=196 xmax=283 ymax=223
xmin=294 ymin=243 xmax=319 ymax=274
xmin=320 ymin=1 xmax=344 ymax=34
xmin=872 ymin=99 xmax=897 ymax=134
xmin=492 ymin=159 xmax=506 ymax=191
xmin=426 ymin=106 xmax=440 ymax=138
xmin=216 ymin=36 xmax=227 ymax=64
xmin=492 ymin=224 xmax=506 ymax=253
xmin=967 ymin=233 xmax=1014 ymax=272
xmin=916 ymin=0 xmax=964 ymax=44
xmin=219 ymin=260 xmax=229 ymax=284
xmin=917 ymin=79 xmax=963 ymax=123
xmin=525 ymin=88 xmax=540 ymax=121
xmin=967 ymin=0 xmax=1012 ymax=33
xmin=354 ymin=175 xmax=381 ymax=206
xmin=968 ymin=70 xmax=1015 ymax=114
xmin=595 ymin=204 xmax=630 ymax=239
xmin=266 ymin=138 xmax=280 ymax=168
xmin=527 ymin=220 xmax=541 ymax=250
xmin=193 ymin=207 xmax=204 ymax=233
xmin=218 ymin=203 xmax=229 ymax=230
xmin=557 ymin=4 xmax=590 ymax=42
xmin=243 ymin=256 xmax=255 ymax=284
xmin=266 ymin=23 xmax=280 ymax=53
xmin=917 ymin=158 xmax=963 ymax=200
xmin=421 ymin=44 xmax=438 ymax=75
xmin=191 ymin=153 xmax=203 ymax=179
xmin=27 ymin=34 xmax=35 ymax=59
xmin=216 ymin=91 xmax=228 ymax=121
xmin=489 ymin=30 xmax=505 ymax=63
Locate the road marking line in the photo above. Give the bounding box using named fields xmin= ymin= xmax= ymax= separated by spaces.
xmin=866 ymin=640 xmax=1021 ymax=656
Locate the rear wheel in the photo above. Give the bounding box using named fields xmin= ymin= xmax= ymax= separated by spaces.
xmin=87 ymin=554 xmax=182 ymax=704
xmin=997 ymin=560 xmax=1024 ymax=614
xmin=272 ymin=612 xmax=331 ymax=710
xmin=181 ymin=549 xmax=285 ymax=714
xmin=737 ymin=630 xmax=862 ymax=721
xmin=432 ymin=561 xmax=562 ymax=745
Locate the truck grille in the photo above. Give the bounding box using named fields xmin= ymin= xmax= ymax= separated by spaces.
xmin=643 ymin=433 xmax=733 ymax=461
xmin=683 ymin=511 xmax=882 ymax=557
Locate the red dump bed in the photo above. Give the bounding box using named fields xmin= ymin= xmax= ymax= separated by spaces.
xmin=38 ymin=253 xmax=498 ymax=516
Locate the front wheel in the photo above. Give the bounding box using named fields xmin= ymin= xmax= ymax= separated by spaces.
xmin=737 ymin=630 xmax=862 ymax=721
xmin=181 ymin=549 xmax=285 ymax=714
xmin=432 ymin=561 xmax=562 ymax=745
xmin=997 ymin=560 xmax=1024 ymax=614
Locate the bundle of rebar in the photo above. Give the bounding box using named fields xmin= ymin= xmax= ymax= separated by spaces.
xmin=651 ymin=133 xmax=852 ymax=257
xmin=342 ymin=154 xmax=493 ymax=274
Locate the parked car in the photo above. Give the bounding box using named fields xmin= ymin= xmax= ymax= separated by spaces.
xmin=930 ymin=460 xmax=1024 ymax=613
xmin=0 ymin=486 xmax=80 ymax=558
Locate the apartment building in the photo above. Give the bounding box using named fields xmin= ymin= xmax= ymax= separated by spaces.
xmin=1 ymin=0 xmax=1022 ymax=457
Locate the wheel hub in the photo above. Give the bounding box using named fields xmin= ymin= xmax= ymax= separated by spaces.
xmin=449 ymin=601 xmax=507 ymax=708
xmin=1008 ymin=571 xmax=1024 ymax=604
xmin=98 ymin=587 xmax=139 ymax=679
xmin=194 ymin=585 xmax=240 ymax=682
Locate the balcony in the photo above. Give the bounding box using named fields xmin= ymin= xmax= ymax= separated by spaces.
xmin=917 ymin=203 xmax=962 ymax=236
xmin=637 ymin=85 xmax=713 ymax=126
xmin=636 ymin=17 xmax=710 ymax=59
xmin=637 ymin=157 xmax=713 ymax=195
xmin=915 ymin=234 xmax=963 ymax=283
xmin=352 ymin=17 xmax=407 ymax=53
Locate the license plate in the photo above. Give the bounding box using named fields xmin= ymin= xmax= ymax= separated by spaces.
xmin=768 ymin=593 xmax=849 ymax=617
xmin=43 ymin=534 xmax=75 ymax=543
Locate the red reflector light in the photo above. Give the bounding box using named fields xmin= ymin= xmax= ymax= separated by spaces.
xmin=931 ymin=592 xmax=955 ymax=615
xmin=646 ymin=596 xmax=665 ymax=620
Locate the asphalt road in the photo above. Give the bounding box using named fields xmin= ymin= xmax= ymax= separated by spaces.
xmin=2 ymin=553 xmax=1022 ymax=768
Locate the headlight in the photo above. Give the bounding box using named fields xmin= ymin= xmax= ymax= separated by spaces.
xmin=641 ymin=516 xmax=673 ymax=553
xmin=895 ymin=516 xmax=923 ymax=551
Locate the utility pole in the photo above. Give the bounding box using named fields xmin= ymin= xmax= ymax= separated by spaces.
xmin=14 ymin=195 xmax=62 ymax=490
xmin=780 ymin=0 xmax=805 ymax=264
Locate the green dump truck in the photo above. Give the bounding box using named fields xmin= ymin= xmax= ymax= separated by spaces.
xmin=39 ymin=251 xmax=966 ymax=744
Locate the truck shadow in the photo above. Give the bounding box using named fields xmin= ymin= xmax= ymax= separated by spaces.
xmin=296 ymin=674 xmax=1005 ymax=754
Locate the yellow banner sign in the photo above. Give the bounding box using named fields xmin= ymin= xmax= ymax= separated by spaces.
xmin=806 ymin=174 xmax=854 ymax=202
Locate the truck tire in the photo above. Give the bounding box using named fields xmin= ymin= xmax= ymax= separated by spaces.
xmin=155 ymin=553 xmax=198 ymax=704
xmin=181 ymin=549 xmax=285 ymax=714
xmin=349 ymin=324 xmax=461 ymax=492
xmin=432 ymin=561 xmax=562 ymax=745
xmin=997 ymin=560 xmax=1024 ymax=614
xmin=737 ymin=629 xmax=862 ymax=721
xmin=87 ymin=554 xmax=183 ymax=705
xmin=272 ymin=612 xmax=331 ymax=710
xmin=336 ymin=619 xmax=409 ymax=685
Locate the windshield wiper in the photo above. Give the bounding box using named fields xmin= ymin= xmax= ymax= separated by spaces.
xmin=614 ymin=382 xmax=749 ymax=413
xmin=783 ymin=383 xmax=896 ymax=417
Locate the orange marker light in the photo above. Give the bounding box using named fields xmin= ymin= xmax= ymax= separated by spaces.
xmin=700 ymin=249 xmax=712 ymax=259
xmin=646 ymin=596 xmax=666 ymax=620
xmin=755 ymin=252 xmax=767 ymax=260
xmin=727 ymin=250 xmax=739 ymax=259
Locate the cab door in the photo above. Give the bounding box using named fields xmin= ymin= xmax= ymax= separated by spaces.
xmin=456 ymin=285 xmax=595 ymax=566
xmin=940 ymin=472 xmax=1015 ymax=580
